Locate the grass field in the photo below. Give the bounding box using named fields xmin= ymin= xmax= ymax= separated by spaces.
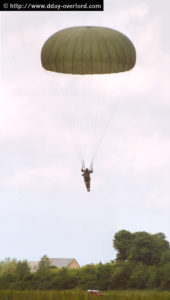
xmin=0 ymin=290 xmax=170 ymax=300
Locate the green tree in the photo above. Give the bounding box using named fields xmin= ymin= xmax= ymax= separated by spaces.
xmin=15 ymin=260 xmax=30 ymax=280
xmin=129 ymin=232 xmax=170 ymax=265
xmin=78 ymin=264 xmax=98 ymax=289
xmin=129 ymin=264 xmax=149 ymax=289
xmin=96 ymin=263 xmax=114 ymax=290
xmin=160 ymin=263 xmax=170 ymax=290
xmin=110 ymin=261 xmax=133 ymax=289
xmin=147 ymin=266 xmax=161 ymax=288
xmin=0 ymin=258 xmax=17 ymax=277
xmin=113 ymin=230 xmax=170 ymax=266
xmin=113 ymin=230 xmax=133 ymax=261
xmin=36 ymin=255 xmax=51 ymax=283
xmin=128 ymin=231 xmax=154 ymax=265
xmin=38 ymin=255 xmax=50 ymax=273
xmin=161 ymin=250 xmax=170 ymax=265
xmin=56 ymin=268 xmax=78 ymax=289
xmin=151 ymin=233 xmax=170 ymax=265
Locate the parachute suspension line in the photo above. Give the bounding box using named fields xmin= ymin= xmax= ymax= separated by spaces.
xmin=73 ymin=140 xmax=84 ymax=165
xmin=90 ymin=160 xmax=93 ymax=171
xmin=90 ymin=75 xmax=130 ymax=165
xmin=81 ymin=160 xmax=85 ymax=169
xmin=58 ymin=77 xmax=84 ymax=165
xmin=79 ymin=81 xmax=120 ymax=169
xmin=80 ymin=78 xmax=109 ymax=168
xmin=91 ymin=98 xmax=119 ymax=163
xmin=81 ymin=159 xmax=93 ymax=171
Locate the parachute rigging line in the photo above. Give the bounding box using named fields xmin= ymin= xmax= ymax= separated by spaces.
xmin=91 ymin=98 xmax=119 ymax=164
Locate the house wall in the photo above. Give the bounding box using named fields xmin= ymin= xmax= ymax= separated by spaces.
xmin=68 ymin=259 xmax=80 ymax=269
xmin=29 ymin=258 xmax=80 ymax=272
xmin=29 ymin=261 xmax=39 ymax=272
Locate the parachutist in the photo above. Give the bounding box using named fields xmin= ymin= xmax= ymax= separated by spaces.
xmin=81 ymin=166 xmax=93 ymax=192
xmin=41 ymin=27 xmax=136 ymax=174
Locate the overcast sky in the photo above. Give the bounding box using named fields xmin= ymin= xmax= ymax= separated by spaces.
xmin=0 ymin=0 xmax=170 ymax=266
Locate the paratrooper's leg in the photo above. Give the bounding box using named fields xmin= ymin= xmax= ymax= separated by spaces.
xmin=85 ymin=180 xmax=90 ymax=192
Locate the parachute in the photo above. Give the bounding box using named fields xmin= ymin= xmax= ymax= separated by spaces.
xmin=41 ymin=26 xmax=136 ymax=169
xmin=41 ymin=26 xmax=136 ymax=75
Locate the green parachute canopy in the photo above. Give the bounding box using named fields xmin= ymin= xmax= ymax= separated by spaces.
xmin=41 ymin=26 xmax=136 ymax=75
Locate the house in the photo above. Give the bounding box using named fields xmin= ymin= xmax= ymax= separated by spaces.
xmin=29 ymin=258 xmax=80 ymax=273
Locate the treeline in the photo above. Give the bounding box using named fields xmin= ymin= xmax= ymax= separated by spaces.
xmin=0 ymin=230 xmax=170 ymax=290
